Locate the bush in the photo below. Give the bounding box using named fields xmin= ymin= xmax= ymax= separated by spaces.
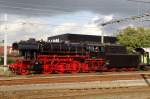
xmin=0 ymin=57 xmax=3 ymax=65
xmin=0 ymin=56 xmax=15 ymax=65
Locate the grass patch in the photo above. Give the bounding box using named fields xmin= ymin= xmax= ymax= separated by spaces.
xmin=0 ymin=66 xmax=13 ymax=76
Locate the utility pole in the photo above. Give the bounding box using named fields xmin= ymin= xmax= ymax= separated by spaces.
xmin=101 ymin=32 xmax=104 ymax=44
xmin=4 ymin=14 xmax=7 ymax=66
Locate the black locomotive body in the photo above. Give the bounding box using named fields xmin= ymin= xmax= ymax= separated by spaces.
xmin=10 ymin=34 xmax=140 ymax=74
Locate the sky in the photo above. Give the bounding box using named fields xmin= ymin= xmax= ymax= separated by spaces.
xmin=0 ymin=0 xmax=149 ymax=44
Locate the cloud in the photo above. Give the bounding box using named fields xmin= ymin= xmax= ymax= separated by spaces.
xmin=0 ymin=14 xmax=113 ymax=45
xmin=0 ymin=0 xmax=149 ymax=17
xmin=119 ymin=24 xmax=135 ymax=30
xmin=0 ymin=1 xmax=149 ymax=41
xmin=91 ymin=15 xmax=100 ymax=22
xmin=0 ymin=16 xmax=50 ymax=44
xmin=0 ymin=20 xmax=22 ymax=32
xmin=0 ymin=18 xmax=47 ymax=33
xmin=103 ymin=15 xmax=113 ymax=22
xmin=51 ymin=23 xmax=78 ymax=35
xmin=80 ymin=23 xmax=102 ymax=35
xmin=49 ymin=21 xmax=102 ymax=36
xmin=49 ymin=15 xmax=114 ymax=36
xmin=0 ymin=12 xmax=148 ymax=45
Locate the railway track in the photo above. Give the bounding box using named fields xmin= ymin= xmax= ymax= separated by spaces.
xmin=1 ymin=71 xmax=150 ymax=99
xmin=0 ymin=71 xmax=150 ymax=79
xmin=1 ymin=86 xmax=150 ymax=99
xmin=0 ymin=71 xmax=150 ymax=86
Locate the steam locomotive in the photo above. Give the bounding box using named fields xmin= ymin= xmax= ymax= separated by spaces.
xmin=9 ymin=34 xmax=140 ymax=75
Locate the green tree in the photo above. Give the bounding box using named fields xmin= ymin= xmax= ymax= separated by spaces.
xmin=117 ymin=27 xmax=150 ymax=52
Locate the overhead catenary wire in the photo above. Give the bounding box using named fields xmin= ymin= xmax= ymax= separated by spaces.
xmin=99 ymin=13 xmax=150 ymax=26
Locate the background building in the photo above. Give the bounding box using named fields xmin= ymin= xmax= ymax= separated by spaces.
xmin=48 ymin=33 xmax=117 ymax=44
